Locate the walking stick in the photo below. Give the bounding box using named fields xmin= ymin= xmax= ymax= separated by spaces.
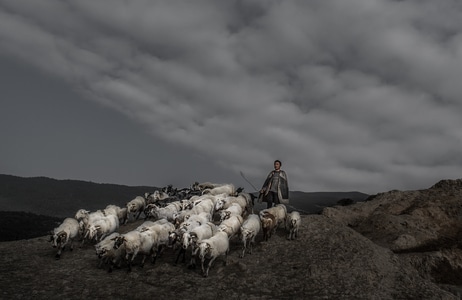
xmin=239 ymin=171 xmax=259 ymax=192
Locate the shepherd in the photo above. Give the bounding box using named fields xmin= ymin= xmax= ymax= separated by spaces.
xmin=259 ymin=160 xmax=289 ymax=208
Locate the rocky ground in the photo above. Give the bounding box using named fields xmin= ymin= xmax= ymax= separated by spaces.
xmin=1 ymin=179 xmax=462 ymax=299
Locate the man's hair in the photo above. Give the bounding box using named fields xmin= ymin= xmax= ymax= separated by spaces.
xmin=274 ymin=160 xmax=282 ymax=165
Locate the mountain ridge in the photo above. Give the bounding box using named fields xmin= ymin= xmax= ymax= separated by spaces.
xmin=0 ymin=174 xmax=369 ymax=218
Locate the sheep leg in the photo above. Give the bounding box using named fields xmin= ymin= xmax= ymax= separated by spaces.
xmin=175 ymin=247 xmax=186 ymax=265
xmin=240 ymin=239 xmax=247 ymax=258
xmin=55 ymin=246 xmax=63 ymax=260
xmin=140 ymin=254 xmax=147 ymax=267
xmin=152 ymin=246 xmax=161 ymax=264
xmin=249 ymin=239 xmax=254 ymax=255
xmin=201 ymin=257 xmax=207 ymax=275
xmin=204 ymin=256 xmax=217 ymax=278
xmin=128 ymin=250 xmax=138 ymax=272
xmin=135 ymin=210 xmax=142 ymax=220
xmin=188 ymin=247 xmax=197 ymax=269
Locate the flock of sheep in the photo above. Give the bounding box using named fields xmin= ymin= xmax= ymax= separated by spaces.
xmin=49 ymin=182 xmax=302 ymax=277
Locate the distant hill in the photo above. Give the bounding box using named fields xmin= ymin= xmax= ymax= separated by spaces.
xmin=0 ymin=174 xmax=159 ymax=218
xmin=0 ymin=211 xmax=63 ymax=241
xmin=0 ymin=174 xmax=369 ymax=241
xmin=286 ymin=190 xmax=369 ymax=214
xmin=0 ymin=174 xmax=369 ymax=218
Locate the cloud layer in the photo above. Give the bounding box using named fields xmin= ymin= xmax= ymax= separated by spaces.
xmin=1 ymin=0 xmax=462 ymax=193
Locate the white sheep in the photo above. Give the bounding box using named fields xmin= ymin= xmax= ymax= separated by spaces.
xmin=193 ymin=193 xmax=228 ymax=207
xmin=49 ymin=217 xmax=80 ymax=259
xmin=260 ymin=212 xmax=277 ymax=241
xmin=215 ymin=195 xmax=248 ymax=212
xmin=103 ymin=204 xmax=128 ymax=225
xmin=218 ymin=203 xmax=243 ymax=222
xmin=95 ymin=232 xmax=125 ymax=272
xmin=202 ymin=183 xmax=236 ymax=196
xmin=178 ymin=212 xmax=210 ymax=233
xmin=135 ymin=219 xmax=169 ymax=232
xmin=286 ymin=211 xmax=301 ymax=240
xmin=113 ymin=229 xmax=157 ymax=272
xmin=218 ymin=214 xmax=244 ymax=240
xmin=259 ymin=204 xmax=287 ymax=230
xmin=239 ymin=214 xmax=261 ymax=258
xmin=198 ymin=231 xmax=230 ymax=277
xmin=174 ymin=209 xmax=211 ymax=229
xmin=85 ymin=214 xmax=119 ymax=242
xmin=147 ymin=204 xmax=180 ymax=222
xmin=75 ymin=209 xmax=106 ymax=238
xmin=126 ymin=196 xmax=146 ymax=221
xmin=182 ymin=222 xmax=217 ymax=268
xmin=140 ymin=221 xmax=176 ymax=264
xmin=189 ymin=198 xmax=215 ymax=216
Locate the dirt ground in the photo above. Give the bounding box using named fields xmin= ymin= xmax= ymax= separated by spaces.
xmin=0 ymin=213 xmax=458 ymax=300
xmin=0 ymin=215 xmax=314 ymax=300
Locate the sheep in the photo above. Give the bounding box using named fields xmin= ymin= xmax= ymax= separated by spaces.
xmin=218 ymin=203 xmax=243 ymax=222
xmin=75 ymin=208 xmax=105 ymax=220
xmin=146 ymin=203 xmax=180 ymax=222
xmin=237 ymin=192 xmax=256 ymax=214
xmin=202 ymin=183 xmax=236 ymax=196
xmin=152 ymin=190 xmax=170 ymax=204
xmin=215 ymin=195 xmax=248 ymax=212
xmin=103 ymin=204 xmax=128 ymax=225
xmin=85 ymin=214 xmax=119 ymax=242
xmin=239 ymin=214 xmax=261 ymax=258
xmin=135 ymin=219 xmax=169 ymax=232
xmin=259 ymin=204 xmax=287 ymax=230
xmin=260 ymin=212 xmax=277 ymax=241
xmin=182 ymin=222 xmax=218 ymax=268
xmin=174 ymin=208 xmax=212 ymax=229
xmin=141 ymin=221 xmax=176 ymax=263
xmin=113 ymin=229 xmax=158 ymax=272
xmin=95 ymin=232 xmax=125 ymax=272
xmin=198 ymin=231 xmax=230 ymax=277
xmin=197 ymin=193 xmax=229 ymax=205
xmin=217 ymin=214 xmax=244 ymax=240
xmin=169 ymin=229 xmax=187 ymax=265
xmin=49 ymin=217 xmax=80 ymax=259
xmin=286 ymin=211 xmax=301 ymax=240
xmin=126 ymin=196 xmax=146 ymax=221
xmin=189 ymin=198 xmax=215 ymax=216
xmin=196 ymin=181 xmax=221 ymax=190
xmin=75 ymin=209 xmax=105 ymax=225
xmin=75 ymin=209 xmax=106 ymax=234
xmin=178 ymin=212 xmax=211 ymax=233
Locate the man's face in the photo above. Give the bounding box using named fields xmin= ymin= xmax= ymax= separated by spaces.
xmin=274 ymin=161 xmax=281 ymax=170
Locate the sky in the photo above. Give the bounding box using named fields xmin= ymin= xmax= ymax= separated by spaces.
xmin=1 ymin=0 xmax=462 ymax=195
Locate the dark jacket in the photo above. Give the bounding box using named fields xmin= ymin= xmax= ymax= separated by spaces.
xmin=260 ymin=170 xmax=289 ymax=203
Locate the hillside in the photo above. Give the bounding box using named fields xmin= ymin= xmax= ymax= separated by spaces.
xmin=0 ymin=175 xmax=368 ymax=217
xmin=0 ymin=174 xmax=368 ymax=241
xmin=0 ymin=178 xmax=461 ymax=298
xmin=0 ymin=174 xmax=159 ymax=217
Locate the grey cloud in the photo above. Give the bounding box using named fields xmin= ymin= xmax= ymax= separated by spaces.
xmin=1 ymin=0 xmax=462 ymax=194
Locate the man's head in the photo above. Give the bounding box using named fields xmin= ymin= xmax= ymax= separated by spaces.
xmin=274 ymin=160 xmax=282 ymax=170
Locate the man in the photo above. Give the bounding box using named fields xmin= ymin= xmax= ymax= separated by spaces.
xmin=260 ymin=160 xmax=289 ymax=208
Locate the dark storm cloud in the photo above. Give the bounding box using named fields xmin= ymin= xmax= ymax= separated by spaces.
xmin=1 ymin=0 xmax=462 ymax=193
